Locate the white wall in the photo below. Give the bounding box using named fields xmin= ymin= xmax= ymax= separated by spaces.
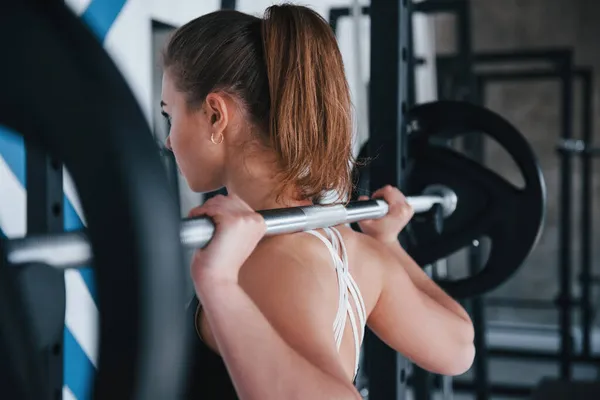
xmin=105 ymin=0 xmax=153 ymax=121
xmin=151 ymin=0 xmax=219 ymax=26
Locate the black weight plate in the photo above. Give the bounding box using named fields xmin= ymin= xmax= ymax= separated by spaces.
xmin=0 ymin=2 xmax=188 ymax=399
xmin=405 ymin=101 xmax=546 ymax=298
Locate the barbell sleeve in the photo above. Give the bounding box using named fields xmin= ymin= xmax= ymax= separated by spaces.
xmin=4 ymin=186 xmax=457 ymax=269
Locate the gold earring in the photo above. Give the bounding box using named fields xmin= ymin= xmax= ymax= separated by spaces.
xmin=210 ymin=132 xmax=224 ymax=145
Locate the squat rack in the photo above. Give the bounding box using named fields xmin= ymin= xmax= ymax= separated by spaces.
xmin=364 ymin=1 xmax=413 ymax=399
xmin=330 ymin=1 xmax=598 ymax=399
xmin=434 ymin=5 xmax=598 ymax=400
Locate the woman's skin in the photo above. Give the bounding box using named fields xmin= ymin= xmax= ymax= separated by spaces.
xmin=161 ymin=72 xmax=475 ymax=400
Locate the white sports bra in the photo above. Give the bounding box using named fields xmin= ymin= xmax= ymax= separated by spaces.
xmin=305 ymin=227 xmax=367 ymax=378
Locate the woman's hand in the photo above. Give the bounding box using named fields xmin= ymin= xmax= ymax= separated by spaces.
xmin=357 ymin=185 xmax=414 ymax=244
xmin=188 ymin=194 xmax=266 ymax=289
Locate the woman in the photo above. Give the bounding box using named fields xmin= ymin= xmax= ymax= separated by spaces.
xmin=160 ymin=4 xmax=474 ymax=399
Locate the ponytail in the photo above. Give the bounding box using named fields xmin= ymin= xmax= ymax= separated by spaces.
xmin=261 ymin=5 xmax=355 ymax=203
xmin=163 ymin=5 xmax=354 ymax=203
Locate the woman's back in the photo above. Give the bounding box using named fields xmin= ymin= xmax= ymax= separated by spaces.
xmin=193 ymin=225 xmax=386 ymax=383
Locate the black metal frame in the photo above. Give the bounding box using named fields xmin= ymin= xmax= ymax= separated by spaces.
xmin=476 ymin=68 xmax=594 ymax=365
xmin=332 ymin=0 xmax=595 ymax=397
xmin=20 ymin=136 xmax=66 ymax=398
xmin=437 ymin=50 xmax=598 ymax=398
xmin=362 ymin=1 xmax=412 ymax=400
xmin=220 ymin=0 xmax=236 ymax=10
xmin=431 ymin=0 xmax=594 ymax=389
xmin=577 ymin=68 xmax=594 ymax=359
xmin=464 ymin=50 xmax=576 ymax=382
xmin=151 ymin=20 xmax=180 ymax=198
xmin=328 ymin=0 xmax=473 ymax=104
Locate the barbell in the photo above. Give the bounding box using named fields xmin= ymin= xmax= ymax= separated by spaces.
xmin=5 ymin=186 xmax=458 ymax=269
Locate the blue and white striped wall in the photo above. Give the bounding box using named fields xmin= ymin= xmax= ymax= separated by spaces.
xmin=0 ymin=1 xmax=435 ymax=398
xmin=0 ymin=0 xmax=218 ymax=397
xmin=0 ymin=2 xmax=131 ymax=398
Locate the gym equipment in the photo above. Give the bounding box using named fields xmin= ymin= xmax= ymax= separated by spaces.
xmin=532 ymin=378 xmax=600 ymax=400
xmin=4 ymin=187 xmax=457 ymax=269
xmin=355 ymin=101 xmax=546 ymax=299
xmin=0 ymin=2 xmax=188 ymax=399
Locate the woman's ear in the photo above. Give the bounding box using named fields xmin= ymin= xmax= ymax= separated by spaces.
xmin=205 ymin=93 xmax=229 ymax=135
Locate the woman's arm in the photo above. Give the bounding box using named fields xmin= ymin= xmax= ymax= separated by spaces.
xmin=357 ymin=185 xmax=474 ymax=376
xmin=195 ymin=237 xmax=361 ymax=400
xmin=382 ymin=240 xmax=472 ymax=323
xmin=365 ymin=237 xmax=475 ymax=376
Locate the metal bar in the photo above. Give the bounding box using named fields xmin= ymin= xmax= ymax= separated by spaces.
xmin=5 ymin=200 xmax=380 ymax=268
xmin=449 ymin=381 xmax=533 ymax=397
xmin=23 ymin=135 xmax=65 ymax=400
xmin=558 ymin=52 xmax=575 ymax=380
xmin=413 ymin=0 xmax=465 ymax=14
xmin=219 ymin=0 xmax=236 ymax=10
xmin=430 ymin=0 xmax=475 ymax=102
xmin=407 ymin=7 xmax=415 ymax=107
xmin=408 ymin=376 xmax=534 ymax=397
xmin=586 ymin=147 xmax=600 ymax=156
xmin=365 ymin=0 xmax=411 ymax=398
xmin=412 ymin=366 xmax=433 ymax=400
xmin=470 ymin=295 xmax=490 ymax=400
xmin=477 ymin=70 xmax=565 ymax=82
xmin=5 ymin=192 xmax=457 ymax=269
xmin=473 ymin=49 xmax=572 ymax=64
xmin=557 ymin=139 xmax=600 ymax=156
xmin=463 ymin=132 xmax=490 ymax=400
xmin=436 ymin=49 xmax=573 ymax=69
xmin=488 ymin=348 xmax=600 ymax=364
xmin=578 ymin=68 xmax=594 ymax=357
xmin=485 ymin=297 xmax=566 ymax=309
xmin=456 ymin=0 xmax=475 ymax=103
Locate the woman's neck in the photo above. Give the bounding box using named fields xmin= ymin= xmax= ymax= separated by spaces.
xmin=223 ymin=156 xmax=312 ymax=211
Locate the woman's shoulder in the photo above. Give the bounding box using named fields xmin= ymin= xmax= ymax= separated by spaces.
xmin=245 ymin=230 xmax=340 ymax=273
xmin=251 ymin=226 xmax=391 ymax=258
xmin=238 ymin=228 xmax=359 ymax=284
xmin=242 ymin=226 xmax=391 ymax=278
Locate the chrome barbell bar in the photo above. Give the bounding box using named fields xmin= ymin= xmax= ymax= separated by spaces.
xmin=4 ymin=185 xmax=457 ymax=269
